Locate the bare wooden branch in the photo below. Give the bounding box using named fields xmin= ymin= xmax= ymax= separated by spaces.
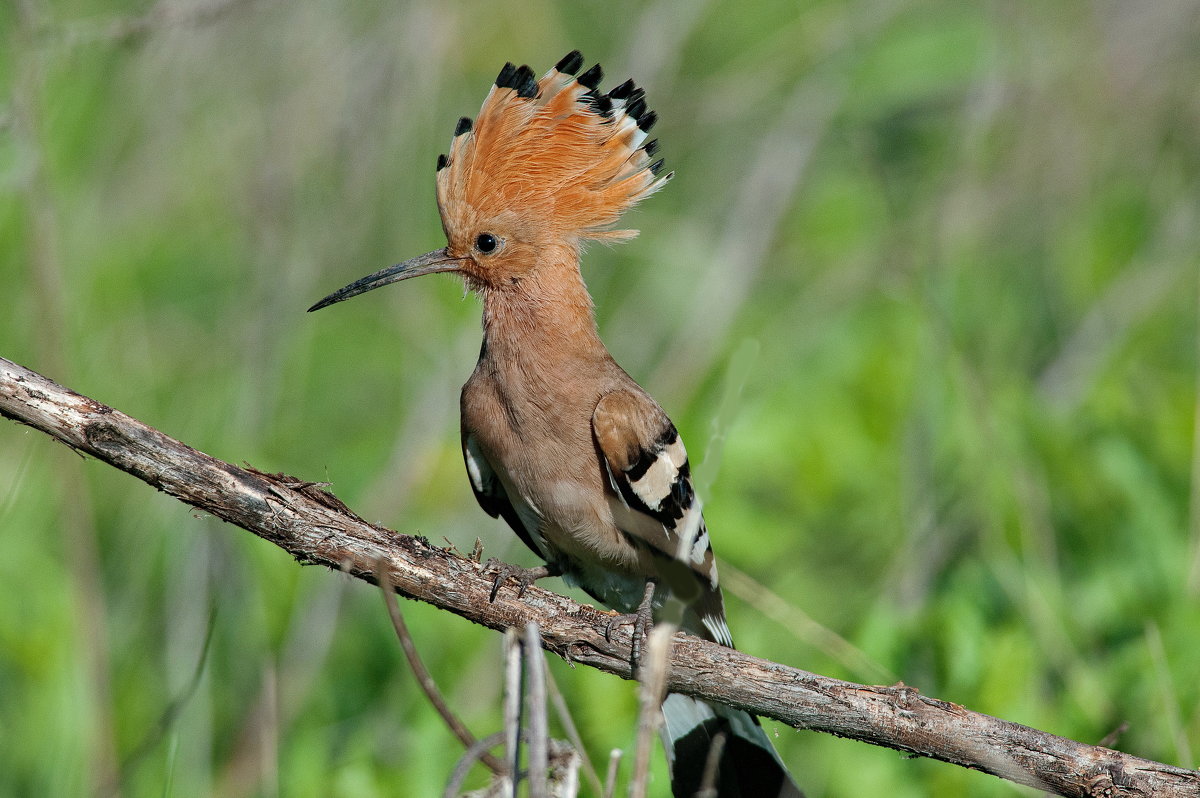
xmin=2 ymin=355 xmax=1198 ymax=798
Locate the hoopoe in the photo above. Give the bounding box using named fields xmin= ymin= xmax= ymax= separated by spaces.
xmin=310 ymin=52 xmax=802 ymax=798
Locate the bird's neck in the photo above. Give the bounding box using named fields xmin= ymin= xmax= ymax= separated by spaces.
xmin=478 ymin=256 xmax=606 ymax=368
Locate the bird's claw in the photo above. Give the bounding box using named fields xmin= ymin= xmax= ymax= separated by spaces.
xmin=603 ymin=610 xmax=652 ymax=665
xmin=604 ymin=582 xmax=657 ymax=668
xmin=484 ymin=559 xmax=554 ymax=602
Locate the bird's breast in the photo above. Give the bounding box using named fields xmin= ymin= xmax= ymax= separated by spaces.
xmin=460 ymin=367 xmax=656 ymax=580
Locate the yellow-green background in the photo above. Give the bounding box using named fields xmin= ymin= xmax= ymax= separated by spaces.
xmin=2 ymin=1 xmax=1198 ymax=796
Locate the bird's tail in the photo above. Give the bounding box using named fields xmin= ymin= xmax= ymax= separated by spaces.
xmin=662 ymin=692 xmax=804 ymax=798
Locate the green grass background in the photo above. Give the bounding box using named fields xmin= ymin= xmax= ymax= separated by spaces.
xmin=2 ymin=1 xmax=1199 ymax=795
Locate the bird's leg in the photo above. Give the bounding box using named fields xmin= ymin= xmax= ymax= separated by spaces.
xmin=604 ymin=580 xmax=657 ymax=666
xmin=485 ymin=559 xmax=562 ymax=601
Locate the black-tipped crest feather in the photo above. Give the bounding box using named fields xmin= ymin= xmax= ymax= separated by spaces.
xmin=513 ymin=65 xmax=538 ymax=98
xmin=436 ymin=53 xmax=671 ymax=242
xmin=609 ymin=79 xmax=634 ymax=100
xmin=555 ymin=50 xmax=584 ymax=75
xmin=495 ymin=62 xmax=518 ymax=88
xmin=584 ymin=90 xmax=614 ymax=117
xmin=577 ymin=63 xmax=603 ymax=90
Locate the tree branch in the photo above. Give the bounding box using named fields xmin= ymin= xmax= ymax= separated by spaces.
xmin=2 ymin=355 xmax=1196 ymax=798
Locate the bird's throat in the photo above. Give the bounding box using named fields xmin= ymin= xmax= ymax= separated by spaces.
xmin=478 ymin=259 xmax=604 ymax=370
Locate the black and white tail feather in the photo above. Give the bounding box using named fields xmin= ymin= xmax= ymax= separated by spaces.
xmin=663 ymin=694 xmax=802 ymax=798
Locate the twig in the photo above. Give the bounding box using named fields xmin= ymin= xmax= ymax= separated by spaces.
xmin=548 ymin=741 xmax=581 ymax=798
xmin=109 ymin=605 xmax=218 ymax=795
xmin=545 ymin=669 xmax=604 ymax=796
xmin=2 ymin=355 xmax=1198 ymax=798
xmin=525 ymin=623 xmax=549 ymax=798
xmin=602 ymin=750 xmax=623 ymax=798
xmin=444 ymin=731 xmax=508 ymax=798
xmin=503 ymin=629 xmax=522 ymax=798
xmin=629 ymin=624 xmax=673 ymax=798
xmin=1098 ymin=723 xmax=1130 ymax=750
xmin=377 ymin=562 xmax=506 ymax=777
xmin=695 ymin=731 xmax=726 ymax=798
xmin=718 ymin=560 xmax=895 ymax=684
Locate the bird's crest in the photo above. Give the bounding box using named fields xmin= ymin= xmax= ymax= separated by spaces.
xmin=435 ymin=51 xmax=672 ymax=245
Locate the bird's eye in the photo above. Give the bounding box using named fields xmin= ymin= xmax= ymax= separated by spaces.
xmin=475 ymin=233 xmax=498 ymax=254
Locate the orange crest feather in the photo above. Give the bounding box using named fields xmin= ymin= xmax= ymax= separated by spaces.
xmin=435 ymin=52 xmax=671 ymax=245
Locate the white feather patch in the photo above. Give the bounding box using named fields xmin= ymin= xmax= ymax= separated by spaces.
xmin=701 ymin=613 xmax=734 ymax=648
xmin=674 ymin=506 xmax=710 ymax=575
xmin=628 ymin=437 xmax=688 ymax=511
xmin=463 ymin=434 xmax=489 ymax=495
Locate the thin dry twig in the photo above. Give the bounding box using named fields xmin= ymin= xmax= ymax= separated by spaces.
xmin=630 ymin=624 xmax=673 ymax=798
xmin=525 ymin=623 xmax=550 ymax=798
xmin=695 ymin=731 xmax=727 ymax=798
xmin=603 ymin=749 xmax=623 ymax=798
xmin=545 ymin=669 xmax=604 ymax=797
xmin=503 ymin=629 xmax=522 ymax=798
xmin=377 ymin=562 xmax=507 ymax=777
xmin=444 ymin=731 xmax=508 ymax=798
xmin=719 ymin=560 xmax=895 ymax=684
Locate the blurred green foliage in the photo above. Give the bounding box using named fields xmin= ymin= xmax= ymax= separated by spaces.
xmin=2 ymin=1 xmax=1199 ymax=796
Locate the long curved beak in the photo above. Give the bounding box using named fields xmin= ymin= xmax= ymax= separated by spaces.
xmin=307 ymin=248 xmax=463 ymax=312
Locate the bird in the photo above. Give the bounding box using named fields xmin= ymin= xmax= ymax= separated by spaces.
xmin=309 ymin=51 xmax=803 ymax=798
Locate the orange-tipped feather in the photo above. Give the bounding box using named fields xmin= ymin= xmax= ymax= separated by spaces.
xmin=435 ymin=52 xmax=671 ymax=247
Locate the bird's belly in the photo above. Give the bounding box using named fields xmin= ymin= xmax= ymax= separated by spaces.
xmin=517 ymin=477 xmax=658 ymax=604
xmin=533 ymin=479 xmax=635 ymax=566
xmin=461 ymin=372 xmax=657 ymax=602
xmin=560 ymin=559 xmax=652 ymax=615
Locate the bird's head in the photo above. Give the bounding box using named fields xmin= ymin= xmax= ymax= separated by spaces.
xmin=309 ymin=51 xmax=670 ymax=311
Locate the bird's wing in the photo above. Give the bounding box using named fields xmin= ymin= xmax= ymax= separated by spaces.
xmin=594 ymin=393 xmax=803 ymax=795
xmin=462 ymin=431 xmax=546 ymax=560
xmin=592 ymin=389 xmax=731 ymax=646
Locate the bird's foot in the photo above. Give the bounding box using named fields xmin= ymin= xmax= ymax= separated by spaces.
xmin=604 ymin=581 xmax=657 ymax=667
xmin=485 ymin=559 xmax=559 ymax=601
